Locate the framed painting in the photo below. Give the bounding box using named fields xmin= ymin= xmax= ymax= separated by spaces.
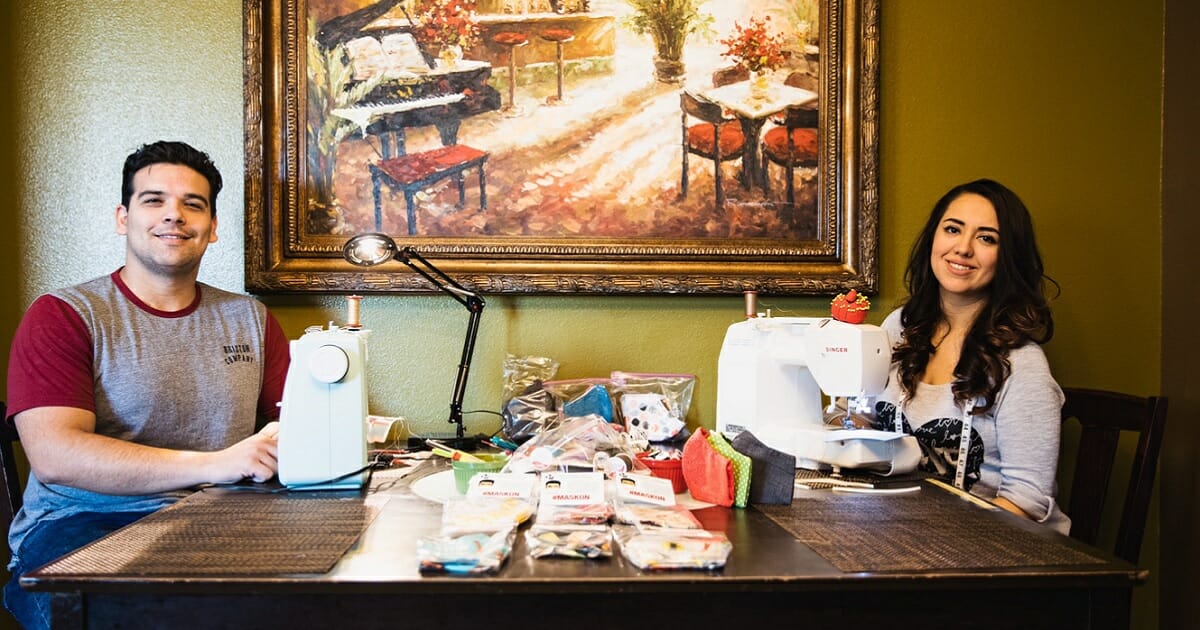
xmin=244 ymin=0 xmax=879 ymax=294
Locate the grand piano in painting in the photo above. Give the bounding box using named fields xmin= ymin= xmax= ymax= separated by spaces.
xmin=319 ymin=0 xmax=501 ymax=158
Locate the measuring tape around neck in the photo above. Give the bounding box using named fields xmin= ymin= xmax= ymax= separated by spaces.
xmin=896 ymin=393 xmax=978 ymax=490
xmin=952 ymin=399 xmax=978 ymax=490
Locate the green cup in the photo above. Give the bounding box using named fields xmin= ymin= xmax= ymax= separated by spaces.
xmin=451 ymin=454 xmax=508 ymax=494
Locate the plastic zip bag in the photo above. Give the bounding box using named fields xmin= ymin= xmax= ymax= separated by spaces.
xmin=502 ymin=415 xmax=650 ymax=475
xmin=614 ymin=504 xmax=703 ymax=530
xmin=610 ymin=372 xmax=696 ymax=442
xmin=616 ymin=528 xmax=733 ymax=571
xmin=501 ymin=354 xmax=560 ymax=443
xmin=503 ymin=354 xmax=559 ymax=401
xmin=525 ymin=524 xmax=614 ymax=559
xmin=417 ymin=527 xmax=516 ymax=575
xmin=440 ymin=496 xmax=535 ymax=536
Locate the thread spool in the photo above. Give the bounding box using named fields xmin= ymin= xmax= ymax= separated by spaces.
xmin=593 ymin=452 xmax=631 ymax=478
xmin=346 ymin=295 xmax=363 ymax=328
xmin=743 ymin=290 xmax=758 ymax=319
xmin=607 ymin=454 xmax=632 ymax=475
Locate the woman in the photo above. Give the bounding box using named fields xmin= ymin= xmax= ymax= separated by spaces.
xmin=877 ymin=178 xmax=1069 ymax=533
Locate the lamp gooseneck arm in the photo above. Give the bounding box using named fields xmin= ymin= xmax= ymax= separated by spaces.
xmin=395 ymin=246 xmax=485 ymax=444
xmin=449 ymin=297 xmax=484 ymax=439
xmin=395 ymin=247 xmax=478 ymax=310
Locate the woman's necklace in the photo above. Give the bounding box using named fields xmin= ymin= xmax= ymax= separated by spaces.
xmin=924 ymin=326 xmax=961 ymax=385
xmin=930 ymin=319 xmax=960 ymax=350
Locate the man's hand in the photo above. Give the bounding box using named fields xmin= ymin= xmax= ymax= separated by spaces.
xmin=203 ymin=422 xmax=280 ymax=484
xmin=16 ymin=407 xmax=282 ymax=494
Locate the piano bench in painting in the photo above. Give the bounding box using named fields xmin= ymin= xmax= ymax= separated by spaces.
xmin=370 ymin=144 xmax=489 ymax=235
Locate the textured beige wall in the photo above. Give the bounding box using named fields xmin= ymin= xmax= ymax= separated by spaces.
xmin=3 ymin=1 xmax=1168 ymax=628
xmin=15 ymin=1 xmax=246 ymax=301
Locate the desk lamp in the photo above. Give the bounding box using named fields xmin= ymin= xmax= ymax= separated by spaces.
xmin=343 ymin=232 xmax=485 ymax=451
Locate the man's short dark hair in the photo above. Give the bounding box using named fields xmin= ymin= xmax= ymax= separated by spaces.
xmin=121 ymin=141 xmax=223 ymax=216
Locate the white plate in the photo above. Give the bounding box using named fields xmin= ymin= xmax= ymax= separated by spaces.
xmin=409 ymin=469 xmax=459 ymax=504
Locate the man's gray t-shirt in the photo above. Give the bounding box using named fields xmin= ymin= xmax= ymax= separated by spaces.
xmin=8 ymin=274 xmax=271 ymax=557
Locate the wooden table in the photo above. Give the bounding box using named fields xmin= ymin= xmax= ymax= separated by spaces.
xmin=22 ymin=461 xmax=1143 ymax=630
xmin=694 ymin=81 xmax=818 ymax=190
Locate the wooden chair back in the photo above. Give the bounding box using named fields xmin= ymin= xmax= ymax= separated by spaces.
xmin=1060 ymin=387 xmax=1168 ymax=564
xmin=1 ymin=401 xmax=23 ymax=532
xmin=712 ymin=64 xmax=749 ymax=87
xmin=680 ymin=91 xmax=727 ymax=125
xmin=784 ymin=70 xmax=818 ymax=91
xmin=777 ymin=104 xmax=819 ymax=131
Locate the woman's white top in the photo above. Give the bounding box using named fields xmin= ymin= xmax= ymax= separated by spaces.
xmin=878 ymin=308 xmax=1071 ymax=534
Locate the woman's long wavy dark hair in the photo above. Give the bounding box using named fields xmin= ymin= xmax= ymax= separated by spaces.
xmin=894 ymin=179 xmax=1057 ymax=413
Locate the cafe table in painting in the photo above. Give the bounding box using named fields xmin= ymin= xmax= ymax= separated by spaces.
xmin=692 ymin=81 xmax=819 ymax=191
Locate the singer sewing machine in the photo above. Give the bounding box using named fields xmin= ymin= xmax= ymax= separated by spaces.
xmin=278 ymin=324 xmax=370 ymax=489
xmin=716 ymin=317 xmax=921 ymax=475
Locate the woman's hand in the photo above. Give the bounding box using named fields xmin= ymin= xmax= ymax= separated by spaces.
xmin=991 ymin=495 xmax=1032 ymax=520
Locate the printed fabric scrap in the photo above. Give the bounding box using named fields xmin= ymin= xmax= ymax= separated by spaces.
xmin=706 ymin=430 xmax=751 ymax=508
xmin=681 ymin=427 xmax=735 ymax=507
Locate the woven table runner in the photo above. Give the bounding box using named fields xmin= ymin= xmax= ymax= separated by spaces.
xmin=37 ymin=490 xmax=372 ymax=576
xmin=756 ymin=484 xmax=1103 ymax=573
xmin=794 ymin=467 xmax=928 ymax=490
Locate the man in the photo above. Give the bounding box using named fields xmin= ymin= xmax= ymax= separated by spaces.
xmin=4 ymin=141 xmax=290 ymax=629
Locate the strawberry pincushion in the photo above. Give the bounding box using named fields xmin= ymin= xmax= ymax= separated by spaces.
xmin=830 ymin=289 xmax=870 ymax=324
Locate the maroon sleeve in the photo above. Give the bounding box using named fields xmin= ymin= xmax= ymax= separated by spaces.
xmin=6 ymin=295 xmax=96 ymax=419
xmin=257 ymin=310 xmax=291 ymax=420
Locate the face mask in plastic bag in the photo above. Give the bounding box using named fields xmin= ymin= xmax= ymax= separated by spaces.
xmin=543 ymin=378 xmax=616 ymax=423
xmin=610 ymin=372 xmax=696 ymax=442
xmin=502 ymin=384 xmax=558 ymax=444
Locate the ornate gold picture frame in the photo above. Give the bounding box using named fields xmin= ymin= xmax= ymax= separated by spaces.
xmin=244 ymin=0 xmax=878 ymax=294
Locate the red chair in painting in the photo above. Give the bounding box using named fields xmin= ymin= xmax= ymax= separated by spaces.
xmin=760 ymin=71 xmax=818 ymax=206
xmin=680 ymin=91 xmax=745 ymax=209
xmin=760 ymin=106 xmax=818 ymax=206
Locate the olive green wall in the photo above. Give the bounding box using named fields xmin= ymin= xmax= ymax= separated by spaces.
xmin=0 ymin=1 xmax=18 ymax=381
xmin=1 ymin=1 xmax=1173 ymax=628
xmin=1 ymin=3 xmax=24 ymax=626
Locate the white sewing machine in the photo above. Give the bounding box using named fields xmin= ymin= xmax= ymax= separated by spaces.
xmin=716 ymin=317 xmax=920 ymax=475
xmin=278 ymin=324 xmax=370 ymax=489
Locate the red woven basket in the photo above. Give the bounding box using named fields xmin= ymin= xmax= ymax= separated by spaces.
xmin=637 ymin=454 xmax=687 ymax=494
